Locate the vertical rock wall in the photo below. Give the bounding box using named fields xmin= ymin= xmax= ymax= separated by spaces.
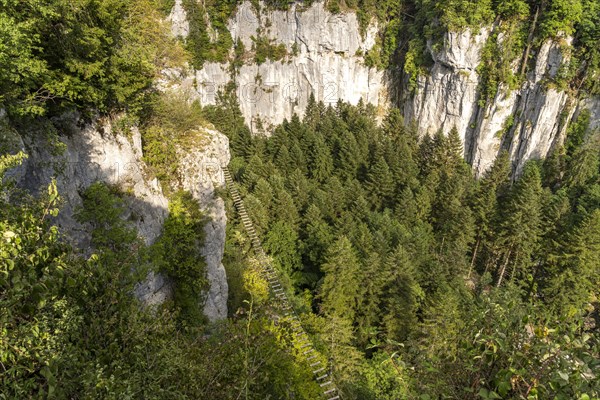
xmin=168 ymin=1 xmax=598 ymax=175
xmin=170 ymin=0 xmax=389 ymax=131
xmin=7 ymin=113 xmax=230 ymax=321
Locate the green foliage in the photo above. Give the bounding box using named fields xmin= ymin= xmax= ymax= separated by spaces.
xmin=251 ymin=34 xmax=288 ymax=64
xmin=208 ymin=93 xmax=600 ymax=398
xmin=435 ymin=0 xmax=495 ymax=30
xmin=0 ymin=0 xmax=185 ymax=117
xmin=477 ymin=24 xmax=526 ymax=107
xmin=182 ymin=0 xmax=235 ymax=68
xmin=154 ymin=190 xmax=208 ymax=325
xmin=141 ymin=93 xmax=207 ymax=188
xmin=75 ymin=182 xmax=138 ymax=251
xmin=404 ymin=38 xmax=432 ymax=93
xmin=540 ymin=0 xmax=584 ymax=38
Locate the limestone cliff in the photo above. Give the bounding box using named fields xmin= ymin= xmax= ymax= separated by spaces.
xmin=4 ymin=112 xmax=230 ymax=321
xmin=169 ymin=1 xmax=598 ymax=176
xmin=405 ymin=28 xmax=579 ymax=176
xmin=169 ymin=0 xmax=389 ymax=131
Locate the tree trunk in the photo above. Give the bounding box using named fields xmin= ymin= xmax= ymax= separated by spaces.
xmin=468 ymin=238 xmax=481 ymax=278
xmin=509 ymin=250 xmax=519 ymax=282
xmin=496 ymin=247 xmax=513 ymax=287
xmin=520 ymin=6 xmax=540 ymax=77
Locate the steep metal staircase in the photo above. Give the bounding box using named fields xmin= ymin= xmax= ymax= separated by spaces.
xmin=222 ymin=166 xmax=341 ymax=400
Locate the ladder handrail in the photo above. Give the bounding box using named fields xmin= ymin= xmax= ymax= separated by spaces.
xmin=222 ymin=166 xmax=341 ymax=400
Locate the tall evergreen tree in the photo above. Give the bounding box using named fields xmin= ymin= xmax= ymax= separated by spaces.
xmin=300 ymin=204 xmax=334 ymax=278
xmin=469 ymin=151 xmax=511 ymax=276
xmin=496 ymin=162 xmax=543 ymax=286
xmin=366 ymin=157 xmax=395 ymax=210
xmin=381 ymin=245 xmax=424 ymax=341
xmin=319 ymin=237 xmax=362 ymax=322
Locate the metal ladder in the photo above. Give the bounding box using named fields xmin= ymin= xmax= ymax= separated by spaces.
xmin=222 ymin=166 xmax=341 ymax=400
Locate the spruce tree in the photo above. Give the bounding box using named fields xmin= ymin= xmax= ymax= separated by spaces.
xmin=469 ymin=151 xmax=511 ymax=276
xmin=496 ymin=162 xmax=543 ymax=286
xmin=300 ymin=204 xmax=334 ymax=276
xmin=265 ymin=221 xmax=303 ymax=284
xmin=543 ymin=209 xmax=600 ymax=316
xmin=309 ymin=134 xmax=334 ymax=183
xmin=366 ymin=157 xmax=395 ymax=210
xmin=336 ymin=131 xmax=361 ymax=180
xmin=319 ymin=236 xmax=362 ymax=322
xmin=274 ymin=144 xmax=292 ymax=174
xmin=381 ymin=245 xmax=423 ymax=341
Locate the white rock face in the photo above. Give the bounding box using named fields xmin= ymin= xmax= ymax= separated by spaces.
xmin=581 ymin=96 xmax=600 ymax=133
xmin=405 ymin=27 xmax=579 ymax=176
xmin=180 ymin=1 xmax=388 ymax=132
xmin=17 ymin=116 xmax=169 ymax=246
xmin=167 ymin=0 xmax=189 ymax=38
xmin=9 ymin=112 xmax=230 ymax=322
xmin=167 ymin=2 xmax=596 ymax=175
xmin=469 ymin=85 xmax=518 ymax=175
xmin=177 ymin=128 xmax=231 ymax=321
xmin=406 ymin=28 xmax=490 ymax=151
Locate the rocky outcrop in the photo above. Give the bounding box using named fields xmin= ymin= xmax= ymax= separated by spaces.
xmin=167 ymin=1 xmax=597 ymax=176
xmin=167 ymin=0 xmax=189 ymax=38
xmin=14 ymin=115 xmax=169 ymax=247
xmin=4 ymin=112 xmax=230 ymax=322
xmin=177 ymin=128 xmax=230 ymax=321
xmin=404 ymin=28 xmax=578 ymax=176
xmin=405 ymin=28 xmax=490 ymax=151
xmin=581 ymin=96 xmax=600 ymax=133
xmin=172 ymin=1 xmax=389 ymax=132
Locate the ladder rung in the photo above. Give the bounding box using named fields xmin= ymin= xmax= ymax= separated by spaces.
xmin=319 ymin=381 xmax=332 ymax=387
xmin=306 ymin=355 xmax=317 ymax=361
xmin=309 ymin=361 xmax=321 ymax=367
xmin=302 ymin=349 xmax=314 ymax=355
xmin=316 ymin=374 xmax=328 ymax=380
xmin=312 ymin=367 xmax=325 ymax=374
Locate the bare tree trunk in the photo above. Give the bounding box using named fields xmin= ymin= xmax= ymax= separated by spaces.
xmin=496 ymin=247 xmax=513 ymax=287
xmin=520 ymin=6 xmax=540 ymax=77
xmin=483 ymin=249 xmax=500 ymax=277
xmin=468 ymin=238 xmax=481 ymax=278
xmin=509 ymin=250 xmax=519 ymax=282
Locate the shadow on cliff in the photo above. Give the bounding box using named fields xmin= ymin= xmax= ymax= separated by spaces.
xmin=12 ymin=113 xmax=170 ymax=252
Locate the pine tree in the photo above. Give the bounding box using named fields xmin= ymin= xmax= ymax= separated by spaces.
xmin=265 ymin=221 xmax=303 ymax=283
xmin=289 ymin=141 xmax=307 ymax=174
xmin=382 ymin=108 xmax=405 ymax=138
xmin=496 ymin=162 xmax=543 ymax=286
xmin=300 ymin=204 xmax=334 ymax=277
xmin=336 ymin=131 xmax=361 ymax=180
xmin=309 ymin=134 xmax=334 ymax=183
xmin=272 ymin=188 xmax=300 ymax=228
xmin=381 ymin=245 xmax=424 ymax=341
xmin=319 ymin=237 xmax=363 ymax=321
xmin=355 ymin=251 xmax=386 ymax=346
xmin=286 ymin=168 xmax=311 ymax=213
xmin=469 ymin=151 xmax=511 ymax=276
xmin=254 ymin=178 xmax=274 ymax=210
xmin=366 ymin=157 xmax=395 ymax=210
xmin=543 ymin=209 xmax=600 ymax=316
xmin=446 ymin=126 xmax=464 ymax=166
xmin=304 ymin=92 xmax=321 ymax=129
xmin=274 ymin=144 xmax=292 ymax=174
